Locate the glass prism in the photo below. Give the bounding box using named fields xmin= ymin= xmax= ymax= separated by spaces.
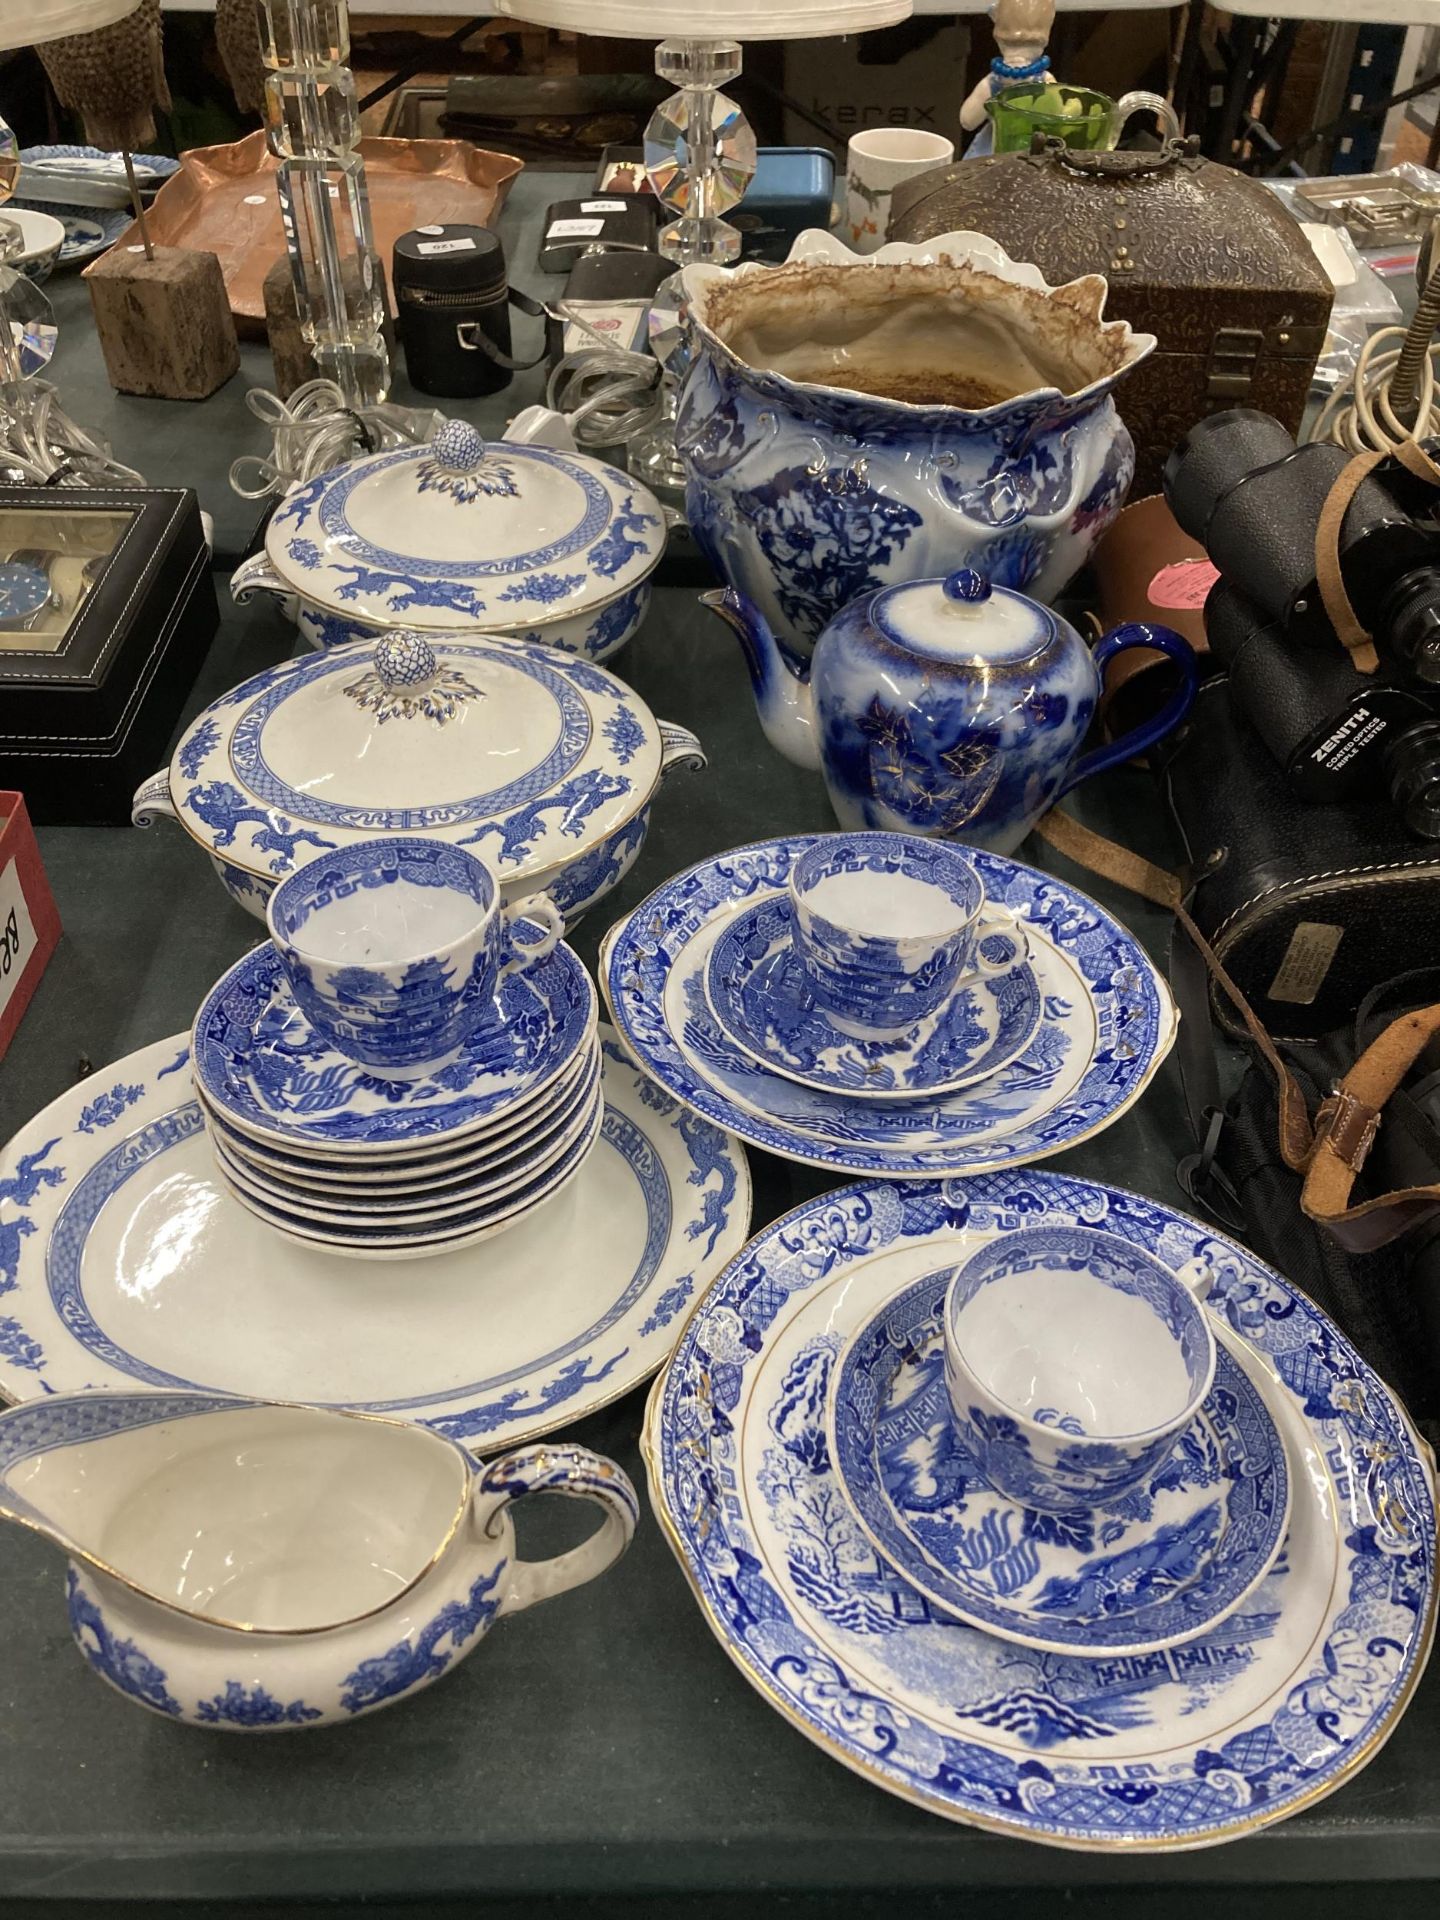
xmin=644 ymin=88 xmax=756 ymax=221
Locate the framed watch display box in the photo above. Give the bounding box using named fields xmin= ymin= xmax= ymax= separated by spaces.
xmin=0 ymin=488 xmax=217 ymax=825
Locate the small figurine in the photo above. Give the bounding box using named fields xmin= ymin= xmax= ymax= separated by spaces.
xmin=961 ymin=0 xmax=1056 ymax=140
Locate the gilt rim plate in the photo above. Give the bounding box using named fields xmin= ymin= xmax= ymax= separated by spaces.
xmin=0 ymin=1032 xmax=751 ymax=1451
xmin=602 ymin=837 xmax=1176 ymax=1177
xmin=645 ymin=1169 xmax=1435 ymax=1851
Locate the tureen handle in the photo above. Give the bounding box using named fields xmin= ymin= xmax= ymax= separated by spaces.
xmin=1054 ymin=621 xmax=1200 ymax=798
xmin=658 ymin=718 xmax=707 ymax=778
xmin=230 ymin=552 xmax=290 ymax=608
xmin=131 ymin=769 xmax=177 ymax=827
xmin=472 ymin=1443 xmax=639 ymax=1619
xmin=374 ymin=631 xmax=439 ymax=694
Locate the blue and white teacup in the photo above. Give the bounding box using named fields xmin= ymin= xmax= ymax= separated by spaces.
xmin=267 ymin=838 xmax=563 ymax=1076
xmin=787 ymin=832 xmax=1026 ymax=1039
xmin=943 ymin=1225 xmax=1216 ymax=1512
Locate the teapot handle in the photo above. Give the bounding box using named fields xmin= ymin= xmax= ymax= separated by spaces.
xmin=473 ymin=1442 xmax=639 ymax=1619
xmin=1054 ymin=622 xmax=1199 ymax=799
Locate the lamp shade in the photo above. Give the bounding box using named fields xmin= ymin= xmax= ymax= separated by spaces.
xmin=1 ymin=0 xmax=142 ymax=50
xmin=488 ymin=0 xmax=913 ymax=37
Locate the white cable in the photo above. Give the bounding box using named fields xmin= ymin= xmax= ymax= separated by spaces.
xmin=229 ymin=379 xmax=441 ymax=500
xmin=1310 ymin=323 xmax=1440 ymax=454
xmin=0 ymin=379 xmax=145 ymax=487
xmin=544 ymin=303 xmax=662 ymax=453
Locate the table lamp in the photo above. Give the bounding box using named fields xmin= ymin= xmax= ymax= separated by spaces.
xmin=490 ymin=1 xmax=915 ymax=267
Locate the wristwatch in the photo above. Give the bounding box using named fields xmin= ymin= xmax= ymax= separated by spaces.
xmin=0 ymin=550 xmax=56 ymax=631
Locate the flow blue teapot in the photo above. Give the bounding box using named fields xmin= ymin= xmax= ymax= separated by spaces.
xmin=707 ymin=567 xmax=1197 ymax=854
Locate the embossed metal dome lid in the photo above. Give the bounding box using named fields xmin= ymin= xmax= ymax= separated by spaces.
xmin=263 ymin=419 xmax=667 ymax=630
xmin=163 ymin=629 xmax=665 ymax=886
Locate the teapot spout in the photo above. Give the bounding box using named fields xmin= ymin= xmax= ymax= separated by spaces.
xmin=702 ymin=587 xmax=820 ymax=773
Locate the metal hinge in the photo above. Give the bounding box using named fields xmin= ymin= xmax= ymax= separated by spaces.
xmin=1206 ymin=327 xmax=1265 ymax=399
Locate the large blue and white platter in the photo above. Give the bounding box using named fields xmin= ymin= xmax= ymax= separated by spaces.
xmin=191 ymin=939 xmax=595 ymax=1155
xmin=0 ymin=1032 xmax=750 ymax=1451
xmin=14 ymin=146 xmax=178 ymax=266
xmin=645 ymin=1170 xmax=1435 ymax=1850
xmin=602 ymin=837 xmax=1175 ymax=1176
xmin=828 ymin=1272 xmax=1291 ymax=1656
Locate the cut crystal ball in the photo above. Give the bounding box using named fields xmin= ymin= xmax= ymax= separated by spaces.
xmin=644 ymin=88 xmax=757 ymax=225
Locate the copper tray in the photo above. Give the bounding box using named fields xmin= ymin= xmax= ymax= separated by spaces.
xmin=96 ymin=130 xmax=523 ymax=337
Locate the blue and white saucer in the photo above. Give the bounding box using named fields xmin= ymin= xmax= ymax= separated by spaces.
xmin=192 ymin=940 xmax=596 ymax=1156
xmin=829 ymin=1271 xmax=1291 ymax=1656
xmin=602 ymin=836 xmax=1176 ymax=1178
xmin=15 ymin=146 xmax=178 ymax=267
xmin=705 ymin=893 xmax=1041 ymax=1099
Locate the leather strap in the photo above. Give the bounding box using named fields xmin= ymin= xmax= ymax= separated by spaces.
xmin=1034 ymin=807 xmax=1440 ymax=1251
xmin=1315 ymin=451 xmax=1385 ymax=674
xmin=1314 ymin=439 xmax=1440 ymax=677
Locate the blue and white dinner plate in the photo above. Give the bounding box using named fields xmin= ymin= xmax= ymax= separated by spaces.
xmin=645 ymin=1170 xmax=1435 ymax=1850
xmin=706 ymin=892 xmax=1042 ymax=1099
xmin=0 ymin=1031 xmax=750 ymax=1450
xmin=828 ymin=1271 xmax=1291 ymax=1656
xmin=192 ymin=938 xmax=596 ymax=1156
xmin=602 ymin=837 xmax=1175 ymax=1177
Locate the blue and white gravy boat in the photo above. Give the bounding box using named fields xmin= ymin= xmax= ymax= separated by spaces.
xmin=944 ymin=1225 xmax=1216 ymax=1512
xmin=0 ymin=1391 xmax=636 ymax=1729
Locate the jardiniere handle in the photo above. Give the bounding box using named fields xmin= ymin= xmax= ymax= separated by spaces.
xmin=474 ymin=1443 xmax=639 ymax=1617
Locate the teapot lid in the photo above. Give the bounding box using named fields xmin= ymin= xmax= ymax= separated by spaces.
xmin=872 ymin=568 xmax=1057 ymax=666
xmin=262 ymin=419 xmax=666 ymax=630
xmin=167 ymin=630 xmax=662 ymax=886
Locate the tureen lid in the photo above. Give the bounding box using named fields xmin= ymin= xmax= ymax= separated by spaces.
xmin=167 ymin=630 xmax=663 ymax=884
xmin=871 ymin=568 xmax=1056 ymax=666
xmin=263 ymin=419 xmax=666 ymax=630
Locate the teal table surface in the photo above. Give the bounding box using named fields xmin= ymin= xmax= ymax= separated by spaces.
xmin=0 ymin=171 xmax=1436 ymax=1919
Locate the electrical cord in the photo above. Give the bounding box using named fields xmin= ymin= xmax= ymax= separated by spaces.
xmin=1310 ymin=232 xmax=1440 ymax=454
xmin=0 ymin=380 xmax=145 ymax=487
xmin=544 ymin=301 xmax=664 ymax=453
xmin=229 ymin=379 xmax=442 ymax=500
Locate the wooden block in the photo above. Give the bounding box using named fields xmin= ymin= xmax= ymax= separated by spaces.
xmin=83 ymin=244 xmax=239 ymax=401
xmin=262 ymin=254 xmax=397 ymax=399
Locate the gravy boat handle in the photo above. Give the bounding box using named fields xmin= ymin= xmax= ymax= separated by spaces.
xmin=474 ymin=1443 xmax=639 ymax=1617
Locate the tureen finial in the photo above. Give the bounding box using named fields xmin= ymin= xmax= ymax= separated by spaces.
xmin=375 ymin=631 xmax=439 ymax=692
xmin=430 ymin=419 xmax=486 ymax=475
xmin=943 ymin=569 xmax=992 ymax=606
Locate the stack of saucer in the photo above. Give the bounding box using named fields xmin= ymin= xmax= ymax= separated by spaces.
xmin=190 ymin=838 xmax=601 ymax=1259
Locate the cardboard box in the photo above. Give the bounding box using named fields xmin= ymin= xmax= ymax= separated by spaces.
xmin=0 ymin=793 xmax=61 ymax=1063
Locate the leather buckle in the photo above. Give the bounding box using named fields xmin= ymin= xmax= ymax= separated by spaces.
xmin=1312 ymin=1089 xmax=1382 ymax=1174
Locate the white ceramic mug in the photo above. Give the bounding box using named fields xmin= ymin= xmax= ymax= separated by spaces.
xmin=843 ymin=129 xmax=955 ymax=256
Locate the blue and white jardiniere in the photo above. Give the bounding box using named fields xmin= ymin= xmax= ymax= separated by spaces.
xmin=785 ymin=832 xmax=1026 ymax=1037
xmin=192 ymin=936 xmax=596 ymax=1155
xmin=945 ymin=1226 xmax=1216 ymax=1512
xmin=267 ymin=838 xmax=563 ymax=1077
xmin=645 ymin=1167 xmax=1436 ymax=1850
xmin=705 ymin=892 xmax=1042 ymax=1099
xmin=678 ymin=229 xmax=1155 ymax=660
xmin=0 ymin=1390 xmax=636 ymax=1728
xmin=132 ymin=631 xmax=705 ymax=929
xmin=708 ymin=566 xmax=1198 ymax=856
xmin=0 ymin=1031 xmax=750 ymax=1450
xmin=829 ymin=1268 xmax=1291 ymax=1657
xmin=600 ymin=835 xmax=1176 ymax=1178
xmin=229 ymin=418 xmax=666 ymax=663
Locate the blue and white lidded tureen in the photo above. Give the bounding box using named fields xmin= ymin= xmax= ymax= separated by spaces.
xmin=229 ymin=419 xmax=667 ymax=664
xmin=677 ymin=230 xmax=1154 ymax=660
xmin=132 ymin=630 xmax=704 ymax=927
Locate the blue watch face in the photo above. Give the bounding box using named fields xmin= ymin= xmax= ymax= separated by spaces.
xmin=0 ymin=561 xmax=49 ymax=624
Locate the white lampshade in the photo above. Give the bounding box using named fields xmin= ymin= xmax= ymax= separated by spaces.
xmin=488 ymin=0 xmax=913 ymax=38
